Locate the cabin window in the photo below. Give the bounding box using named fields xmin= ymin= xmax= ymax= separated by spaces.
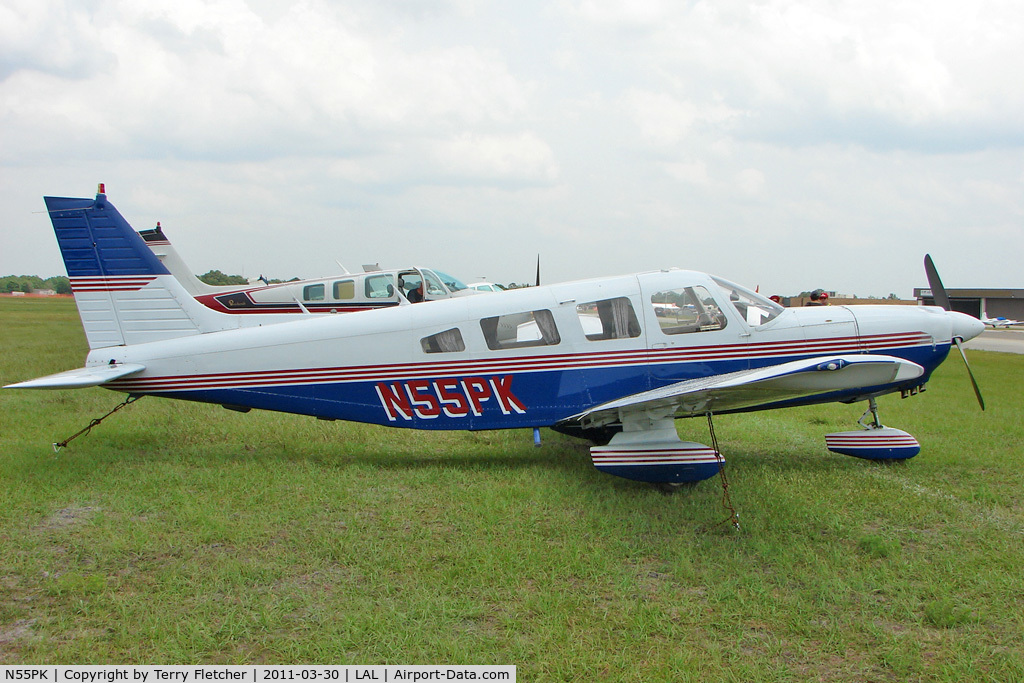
xmin=651 ymin=286 xmax=728 ymax=334
xmin=421 ymin=328 xmax=466 ymax=353
xmin=303 ymin=283 xmax=325 ymax=301
xmin=365 ymin=274 xmax=396 ymax=299
xmin=480 ymin=310 xmax=560 ymax=350
xmin=333 ymin=280 xmax=355 ymax=300
xmin=577 ymin=297 xmax=641 ymax=341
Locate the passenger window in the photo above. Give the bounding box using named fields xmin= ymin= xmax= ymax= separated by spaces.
xmin=303 ymin=283 xmax=325 ymax=301
xmin=333 ymin=280 xmax=355 ymax=300
xmin=651 ymin=286 xmax=727 ymax=334
xmin=365 ymin=274 xmax=396 ymax=299
xmin=480 ymin=310 xmax=560 ymax=350
xmin=421 ymin=328 xmax=466 ymax=353
xmin=577 ymin=297 xmax=641 ymax=341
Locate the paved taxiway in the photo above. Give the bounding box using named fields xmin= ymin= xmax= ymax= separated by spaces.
xmin=963 ymin=329 xmax=1024 ymax=354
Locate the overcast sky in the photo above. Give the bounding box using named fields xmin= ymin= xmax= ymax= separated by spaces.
xmin=2 ymin=0 xmax=1022 ymax=297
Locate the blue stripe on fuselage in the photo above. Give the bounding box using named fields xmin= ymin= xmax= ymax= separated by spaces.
xmin=127 ymin=342 xmax=950 ymax=431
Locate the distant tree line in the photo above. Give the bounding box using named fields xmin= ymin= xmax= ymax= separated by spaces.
xmin=1 ymin=275 xmax=71 ymax=294
xmin=197 ymin=270 xmax=295 ymax=285
xmin=197 ymin=270 xmax=248 ymax=285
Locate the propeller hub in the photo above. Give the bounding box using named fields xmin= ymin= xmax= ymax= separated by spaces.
xmin=949 ymin=311 xmax=984 ymax=342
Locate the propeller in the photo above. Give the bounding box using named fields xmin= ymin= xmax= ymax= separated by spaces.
xmin=924 ymin=254 xmax=985 ymax=410
xmin=535 ymin=254 xmax=541 ymax=287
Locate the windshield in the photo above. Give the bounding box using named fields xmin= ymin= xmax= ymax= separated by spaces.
xmin=711 ymin=276 xmax=785 ymax=327
xmin=429 ymin=269 xmax=469 ymax=293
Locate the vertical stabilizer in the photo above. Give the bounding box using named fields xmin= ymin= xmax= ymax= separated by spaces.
xmin=45 ymin=190 xmax=225 ymax=349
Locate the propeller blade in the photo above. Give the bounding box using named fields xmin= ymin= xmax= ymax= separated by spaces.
xmin=535 ymin=254 xmax=541 ymax=287
xmin=953 ymin=337 xmax=985 ymax=411
xmin=924 ymin=254 xmax=951 ymax=311
xmin=925 ymin=254 xmax=985 ymax=411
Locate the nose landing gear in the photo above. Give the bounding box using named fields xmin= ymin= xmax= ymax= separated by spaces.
xmin=826 ymin=397 xmax=921 ymax=461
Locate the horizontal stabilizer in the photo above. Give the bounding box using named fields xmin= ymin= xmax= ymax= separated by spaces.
xmin=566 ymin=354 xmax=924 ymax=426
xmin=5 ymin=363 xmax=146 ymax=390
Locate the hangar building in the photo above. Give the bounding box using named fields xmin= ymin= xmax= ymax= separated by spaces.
xmin=914 ymin=288 xmax=1024 ymax=320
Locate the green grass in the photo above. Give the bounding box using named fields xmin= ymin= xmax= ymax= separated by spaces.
xmin=2 ymin=297 xmax=1023 ymax=680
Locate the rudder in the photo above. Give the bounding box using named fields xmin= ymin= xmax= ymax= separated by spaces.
xmin=45 ymin=188 xmax=215 ymax=349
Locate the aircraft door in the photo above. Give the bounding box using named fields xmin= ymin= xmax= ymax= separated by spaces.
xmin=397 ymin=269 xmax=447 ymax=302
xmin=640 ymin=275 xmax=741 ymax=385
xmin=421 ymin=269 xmax=448 ymax=301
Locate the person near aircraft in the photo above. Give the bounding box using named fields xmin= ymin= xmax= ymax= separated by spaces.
xmin=805 ymin=289 xmax=826 ymax=306
xmin=407 ymin=281 xmax=424 ymax=303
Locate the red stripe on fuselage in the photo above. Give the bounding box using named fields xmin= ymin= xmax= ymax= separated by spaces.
xmin=105 ymin=332 xmax=936 ymax=393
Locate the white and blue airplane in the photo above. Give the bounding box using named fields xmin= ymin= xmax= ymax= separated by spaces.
xmin=5 ymin=188 xmax=986 ymax=487
xmin=981 ymin=316 xmax=1022 ymax=329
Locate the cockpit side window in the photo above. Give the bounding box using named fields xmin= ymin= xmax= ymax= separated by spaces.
xmin=711 ymin=276 xmax=784 ymax=327
xmin=577 ymin=297 xmax=642 ymax=341
xmin=651 ymin=286 xmax=727 ymax=334
xmin=397 ymin=271 xmax=422 ymax=300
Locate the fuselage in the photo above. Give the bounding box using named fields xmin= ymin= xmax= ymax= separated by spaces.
xmin=94 ymin=269 xmax=973 ymax=431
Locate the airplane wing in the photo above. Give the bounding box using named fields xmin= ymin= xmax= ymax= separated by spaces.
xmin=563 ymin=354 xmax=924 ymax=427
xmin=4 ymin=363 xmax=146 ymax=390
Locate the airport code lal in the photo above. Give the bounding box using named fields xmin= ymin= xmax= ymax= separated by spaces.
xmin=0 ymin=668 xmax=515 ymax=683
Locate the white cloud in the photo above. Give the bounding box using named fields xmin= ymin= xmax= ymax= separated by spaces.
xmin=571 ymin=0 xmax=669 ymax=26
xmin=622 ymin=90 xmax=697 ymax=145
xmin=429 ymin=132 xmax=559 ymax=185
xmin=0 ymin=0 xmax=533 ymax=167
xmin=664 ymin=160 xmax=710 ymax=187
xmin=1 ymin=0 xmax=1023 ymax=297
xmin=572 ymin=0 xmax=1024 ymax=150
xmin=736 ymin=167 xmax=764 ymax=195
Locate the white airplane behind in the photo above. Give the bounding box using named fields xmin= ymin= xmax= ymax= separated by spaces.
xmin=6 ymin=189 xmax=986 ymax=489
xmin=136 ymin=215 xmax=476 ymax=327
xmin=981 ymin=316 xmax=1021 ymax=328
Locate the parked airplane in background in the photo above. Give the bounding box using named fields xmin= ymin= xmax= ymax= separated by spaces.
xmin=981 ymin=316 xmax=1022 ymax=328
xmin=468 ymin=282 xmax=506 ymax=293
xmin=7 ymin=188 xmax=986 ymax=489
xmin=137 ymin=211 xmax=476 ymax=324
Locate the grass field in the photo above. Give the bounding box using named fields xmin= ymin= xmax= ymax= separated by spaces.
xmin=1 ymin=297 xmax=1022 ymax=680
